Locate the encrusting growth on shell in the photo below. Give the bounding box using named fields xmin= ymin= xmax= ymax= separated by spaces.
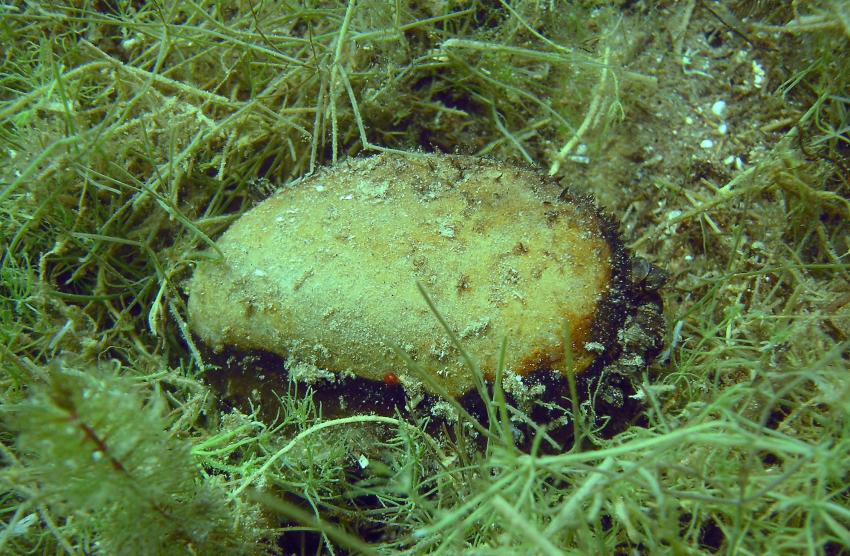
xmin=188 ymin=153 xmax=664 ymax=399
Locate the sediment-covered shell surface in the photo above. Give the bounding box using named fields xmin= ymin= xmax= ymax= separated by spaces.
xmin=188 ymin=153 xmax=660 ymax=397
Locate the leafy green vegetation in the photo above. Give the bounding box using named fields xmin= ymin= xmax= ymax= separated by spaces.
xmin=1 ymin=1 xmax=848 ymax=554
xmin=3 ymin=359 xmax=265 ymax=554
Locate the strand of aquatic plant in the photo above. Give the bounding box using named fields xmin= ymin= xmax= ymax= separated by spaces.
xmin=329 ymin=0 xmax=357 ymax=163
xmin=549 ymin=47 xmax=612 ymax=175
xmin=412 ymin=467 xmax=523 ymax=540
xmin=544 ymin=456 xmax=617 ymax=535
xmin=230 ymin=414 xmax=438 ymax=499
xmin=537 ymin=421 xmax=817 ymax=467
xmin=491 ymin=494 xmax=565 ymax=556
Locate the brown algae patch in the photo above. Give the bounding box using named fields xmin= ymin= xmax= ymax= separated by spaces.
xmin=188 ymin=153 xmax=663 ymax=401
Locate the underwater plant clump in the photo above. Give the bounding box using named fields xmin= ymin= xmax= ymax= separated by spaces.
xmin=188 ymin=153 xmax=664 ymax=414
xmin=3 ymin=361 xmax=267 ymax=555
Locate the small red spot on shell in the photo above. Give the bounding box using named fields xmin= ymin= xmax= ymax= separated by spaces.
xmin=383 ymin=372 xmax=401 ymax=386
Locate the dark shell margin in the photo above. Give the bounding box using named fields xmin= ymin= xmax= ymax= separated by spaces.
xmin=555 ymin=183 xmax=666 ymax=380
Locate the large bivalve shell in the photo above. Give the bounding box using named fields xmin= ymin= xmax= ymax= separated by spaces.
xmin=188 ymin=153 xmax=663 ymax=398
